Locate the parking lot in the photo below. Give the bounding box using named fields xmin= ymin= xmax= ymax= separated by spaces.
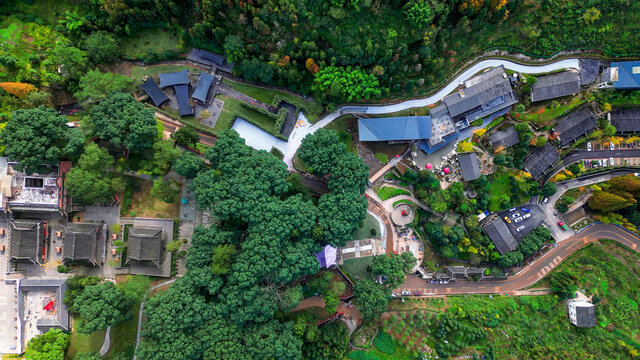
xmin=0 ymin=281 xmax=19 ymax=354
xmin=496 ymin=204 xmax=545 ymax=241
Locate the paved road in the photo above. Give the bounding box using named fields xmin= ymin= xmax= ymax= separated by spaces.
xmin=544 ymin=149 xmax=640 ymax=181
xmin=367 ymin=197 xmax=395 ymax=255
xmin=280 ymin=58 xmax=580 ymax=169
xmin=398 ymin=223 xmax=640 ymax=295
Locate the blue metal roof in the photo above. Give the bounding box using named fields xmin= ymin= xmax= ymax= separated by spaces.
xmin=159 ymin=70 xmax=189 ymax=88
xmin=418 ymin=132 xmax=457 ymax=154
xmin=191 ymin=73 xmax=214 ymax=104
xmin=174 ymin=84 xmax=193 ymax=117
xmin=358 ymin=116 xmax=431 ymax=142
xmin=612 ymin=61 xmax=640 ymax=89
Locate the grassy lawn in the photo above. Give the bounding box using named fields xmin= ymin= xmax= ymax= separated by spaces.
xmin=375 ymin=186 xmax=411 ymax=201
xmin=325 ymin=116 xmax=355 ymax=153
xmin=352 ymin=212 xmax=380 ymax=240
xmin=212 ymin=95 xmax=277 ymax=136
xmin=515 ymin=96 xmax=586 ymax=126
xmin=342 ymin=257 xmax=374 ymax=281
xmin=374 ymin=153 xmax=389 ymax=164
xmin=487 ymin=172 xmax=513 ymax=212
xmin=130 ymin=64 xmax=200 ymax=83
xmin=66 ymin=320 xmax=106 ymax=360
xmin=103 ymin=304 xmax=141 ymax=360
xmin=392 ymin=199 xmax=413 ymax=207
xmin=124 ymin=178 xmax=181 ymax=219
xmin=222 ymin=79 xmax=322 ymax=122
xmin=119 ymin=27 xmax=183 ymax=61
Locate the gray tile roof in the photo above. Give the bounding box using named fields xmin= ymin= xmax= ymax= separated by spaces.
xmin=126 ymin=227 xmax=164 ymax=268
xmin=175 ymin=84 xmax=194 ymax=117
xmin=523 ymin=143 xmax=560 ymax=180
xmin=611 ymin=109 xmax=640 ymax=133
xmin=458 ymin=153 xmax=481 ymax=181
xmin=531 ymin=71 xmax=581 ymax=102
xmin=553 ymin=108 xmax=596 ymax=147
xmin=191 ymin=73 xmax=214 ymax=104
xmin=158 ymin=70 xmax=189 ymax=88
xmin=574 ymin=303 xmax=596 ymax=328
xmin=10 ymin=220 xmax=44 ymax=264
xmin=443 ymin=66 xmax=515 ymax=118
xmin=140 ymin=78 xmax=169 ymax=107
xmin=483 ymin=218 xmax=518 ymax=254
xmin=63 ymin=223 xmax=100 ymax=266
xmin=489 ymin=126 xmax=520 ymax=150
xmin=579 ymin=59 xmax=600 ymax=85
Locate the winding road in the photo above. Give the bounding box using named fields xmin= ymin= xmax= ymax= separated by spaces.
xmin=399 ymin=223 xmax=640 ymax=295
xmin=280 ymin=58 xmax=581 ymax=168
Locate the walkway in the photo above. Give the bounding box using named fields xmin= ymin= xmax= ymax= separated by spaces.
xmin=543 ymin=149 xmax=640 ymax=182
xmin=398 ymin=223 xmax=640 ymax=296
xmin=280 ymin=58 xmax=580 ymax=169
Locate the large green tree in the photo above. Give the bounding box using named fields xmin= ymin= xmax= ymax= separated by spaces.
xmin=71 ymin=282 xmax=133 ymax=334
xmin=298 ymin=129 xmax=346 ymax=175
xmin=90 ymin=92 xmax=158 ymax=154
xmin=24 ymin=329 xmax=69 ymax=360
xmin=312 ymin=66 xmax=383 ymax=102
xmin=173 ymin=152 xmax=205 ymax=179
xmin=75 ymin=69 xmax=132 ymax=103
xmin=353 ymin=279 xmax=390 ymax=320
xmin=65 ymin=143 xmax=115 ymax=204
xmin=83 ymin=31 xmax=120 ymax=65
xmin=371 ymin=253 xmax=416 ymax=289
xmin=1 ymin=106 xmax=83 ymax=174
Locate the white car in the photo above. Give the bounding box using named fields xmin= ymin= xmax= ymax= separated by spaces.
xmin=587 ymin=142 xmax=592 ymax=151
xmin=610 ymin=142 xmax=615 ymax=151
xmin=635 ymin=173 xmax=640 ymax=177
xmin=523 ymin=213 xmax=531 ymax=219
xmin=542 ymin=197 xmax=549 ymax=204
xmin=401 ymin=290 xmax=410 ymax=295
xmin=603 ymin=159 xmax=608 ymax=167
xmin=509 ymin=208 xmax=517 ymax=212
xmin=516 ymin=226 xmax=525 ymax=232
xmin=512 ymin=213 xmax=520 ymax=218
xmin=610 ymin=157 xmax=614 ymax=165
xmin=514 ymin=217 xmax=523 ymax=223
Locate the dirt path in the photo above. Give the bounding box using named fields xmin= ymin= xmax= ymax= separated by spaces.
xmin=293 ymin=296 xmax=363 ymax=332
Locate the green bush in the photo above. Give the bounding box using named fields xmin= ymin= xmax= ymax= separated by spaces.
xmin=372 ymin=331 xmax=396 ymax=354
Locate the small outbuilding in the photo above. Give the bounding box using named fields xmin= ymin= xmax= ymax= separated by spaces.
xmin=482 ymin=218 xmax=518 ymax=254
xmin=567 ymin=300 xmax=596 ymax=328
xmin=489 ymin=126 xmax=520 ymax=151
xmin=458 ymin=153 xmax=481 ymax=182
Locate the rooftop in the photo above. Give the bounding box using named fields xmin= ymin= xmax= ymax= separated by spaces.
xmin=358 ymin=116 xmax=431 ymax=142
xmin=569 ymin=300 xmax=596 ymax=328
xmin=140 ymin=78 xmax=169 ymax=107
xmin=174 ymin=84 xmax=194 ymax=117
xmin=191 ymin=73 xmax=215 ymax=104
xmin=610 ymin=109 xmax=640 ymax=133
xmin=126 ymin=227 xmax=164 ymax=268
xmin=523 ymin=143 xmax=560 ymax=180
xmin=18 ymin=279 xmax=69 ymax=331
xmin=483 ymin=218 xmax=518 ymax=254
xmin=2 ymin=160 xmax=60 ymax=208
xmin=10 ymin=220 xmax=44 ymax=264
xmin=458 ymin=153 xmax=481 ymax=181
xmin=187 ymin=48 xmax=234 ymax=73
xmin=63 ymin=223 xmax=101 ymax=266
xmin=531 ymin=70 xmax=581 ymax=102
xmin=611 ymin=61 xmax=640 ymax=89
xmin=158 ymin=70 xmax=190 ymax=88
xmin=579 ymin=59 xmax=600 ymax=85
xmin=552 ymin=108 xmax=596 ymax=147
xmin=489 ymin=126 xmax=520 ymax=150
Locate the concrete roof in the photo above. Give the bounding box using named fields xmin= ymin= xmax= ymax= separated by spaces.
xmin=489 ymin=126 xmax=519 ymax=150
xmin=140 ymin=78 xmax=169 ymax=107
xmin=552 ymin=108 xmax=596 ymax=147
xmin=531 ymin=71 xmax=581 ymax=102
xmin=611 ymin=109 xmax=640 ymax=133
xmin=158 ymin=70 xmax=189 ymax=88
xmin=523 ymin=143 xmax=560 ymax=180
xmin=458 ymin=153 xmax=481 ymax=181
xmin=358 ymin=116 xmax=431 ymax=142
xmin=579 ymin=59 xmax=600 ymax=85
xmin=571 ymin=301 xmax=596 ymax=328
xmin=483 ymin=218 xmax=518 ymax=254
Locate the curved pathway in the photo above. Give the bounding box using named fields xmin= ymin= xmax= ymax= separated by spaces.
xmin=132 ymin=279 xmax=177 ymax=360
xmin=281 ymin=58 xmax=580 ymax=168
xmin=399 ymin=223 xmax=640 ymax=295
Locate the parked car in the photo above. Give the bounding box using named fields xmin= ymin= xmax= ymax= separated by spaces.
xmin=587 ymin=142 xmax=592 ymax=151
xmin=598 ymin=159 xmax=603 ymax=167
xmin=512 ymin=213 xmax=520 ymax=218
xmin=514 ymin=217 xmax=523 ymax=223
xmin=521 ymin=208 xmax=530 ymax=213
xmin=523 ymin=213 xmax=531 ymax=219
xmin=558 ymin=221 xmax=569 ymax=231
xmin=635 ymin=173 xmax=640 ymax=177
xmin=509 ymin=208 xmax=517 ymax=212
xmin=603 ymin=159 xmax=608 ymax=167
xmin=516 ymin=226 xmax=525 ymax=232
xmin=542 ymin=197 xmax=549 ymax=204
xmin=610 ymin=142 xmax=615 ymax=150
xmin=504 ymin=217 xmax=512 ymax=224
xmin=584 ymin=160 xmax=590 ymax=168
xmin=610 ymin=157 xmax=614 ymax=166
xmin=401 ymin=290 xmax=410 ymax=295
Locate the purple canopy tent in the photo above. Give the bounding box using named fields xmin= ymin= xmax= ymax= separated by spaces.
xmin=315 ymin=245 xmax=337 ymax=268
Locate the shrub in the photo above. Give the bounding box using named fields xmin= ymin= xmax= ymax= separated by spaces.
xmin=372 ymin=331 xmax=396 ymax=354
xmin=57 ymin=265 xmax=70 ymax=273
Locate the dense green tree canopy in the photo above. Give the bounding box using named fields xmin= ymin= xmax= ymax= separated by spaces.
xmin=65 ymin=143 xmax=115 ymax=204
xmin=353 ymin=278 xmax=390 ymax=320
xmin=173 ymin=152 xmax=205 ymax=179
xmin=312 ymin=66 xmax=383 ymax=102
xmin=75 ymin=69 xmax=132 ymax=103
xmin=298 ymin=129 xmax=346 ymax=175
xmin=90 ymin=92 xmax=158 ymax=154
xmin=83 ymin=31 xmax=120 ymax=65
xmin=71 ymin=281 xmax=133 ymax=334
xmin=1 ymin=106 xmax=83 ymax=174
xmin=24 ymin=329 xmax=70 ymax=360
xmin=172 ymin=126 xmax=200 ymax=148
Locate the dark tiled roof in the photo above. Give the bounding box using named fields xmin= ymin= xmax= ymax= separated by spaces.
xmin=579 ymin=59 xmax=600 ymax=85
xmin=458 ymin=153 xmax=481 ymax=181
xmin=611 ymin=109 xmax=640 ymax=133
xmin=126 ymin=227 xmax=164 ymax=268
xmin=489 ymin=126 xmax=519 ymax=149
xmin=63 ymin=223 xmax=100 ymax=265
xmin=483 ymin=218 xmax=517 ymax=254
xmin=531 ymin=71 xmax=581 ymax=102
xmin=191 ymin=73 xmax=215 ymax=104
xmin=10 ymin=220 xmax=43 ymax=264
xmin=140 ymin=78 xmax=169 ymax=107
xmin=159 ymin=70 xmax=189 ymax=88
xmin=358 ymin=116 xmax=431 ymax=141
xmin=174 ymin=84 xmax=194 ymax=117
xmin=187 ymin=49 xmax=234 ymax=72
xmin=443 ymin=66 xmax=515 ymax=118
xmin=574 ymin=303 xmax=596 ymax=328
xmin=523 ymin=143 xmax=560 ymax=180
xmin=553 ymin=108 xmax=597 ymax=147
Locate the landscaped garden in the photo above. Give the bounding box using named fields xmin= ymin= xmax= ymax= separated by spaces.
xmin=514 ymin=96 xmax=586 ymax=126
xmin=375 ymin=186 xmax=411 ymax=201
xmin=352 ymin=212 xmax=381 ymax=241
xmin=212 ymin=95 xmax=280 ymax=137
